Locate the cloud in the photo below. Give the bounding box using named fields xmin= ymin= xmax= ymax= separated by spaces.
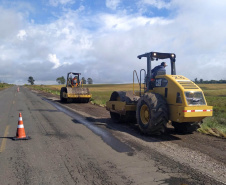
xmin=49 ymin=0 xmax=75 ymax=7
xmin=0 ymin=7 xmax=24 ymax=40
xmin=48 ymin=54 xmax=61 ymax=69
xmin=98 ymin=13 xmax=172 ymax=32
xmin=141 ymin=0 xmax=171 ymax=9
xmin=106 ymin=0 xmax=121 ymax=10
xmin=17 ymin=30 xmax=27 ymax=40
xmin=0 ymin=0 xmax=226 ymax=85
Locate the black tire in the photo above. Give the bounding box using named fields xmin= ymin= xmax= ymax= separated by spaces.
xmin=109 ymin=91 xmax=125 ymax=123
xmin=81 ymin=98 xmax=90 ymax=103
xmin=109 ymin=91 xmax=135 ymax=123
xmin=110 ymin=91 xmax=126 ymax=101
xmin=67 ymin=98 xmax=73 ymax=103
xmin=136 ymin=93 xmax=168 ymax=135
xmin=60 ymin=87 xmax=67 ymax=102
xmin=172 ymin=122 xmax=200 ymax=134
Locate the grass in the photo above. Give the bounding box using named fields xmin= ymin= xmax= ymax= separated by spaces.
xmin=26 ymin=83 xmax=226 ymax=138
xmin=198 ymin=84 xmax=226 ymax=138
xmin=25 ymin=84 xmax=62 ymax=96
xmin=88 ymin=84 xmax=141 ymax=106
xmin=197 ymin=116 xmax=226 ymax=138
xmin=0 ymin=83 xmax=13 ymax=90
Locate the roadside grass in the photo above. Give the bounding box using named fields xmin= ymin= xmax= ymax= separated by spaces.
xmin=198 ymin=84 xmax=226 ymax=138
xmin=90 ymin=91 xmax=112 ymax=106
xmin=0 ymin=83 xmax=13 ymax=90
xmin=198 ymin=116 xmax=226 ymax=138
xmin=25 ymin=84 xmax=62 ymax=96
xmin=26 ymin=83 xmax=226 ymax=138
xmin=88 ymin=84 xmax=140 ymax=106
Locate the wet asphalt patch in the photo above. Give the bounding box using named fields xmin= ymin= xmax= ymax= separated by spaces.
xmin=43 ymin=98 xmax=133 ymax=153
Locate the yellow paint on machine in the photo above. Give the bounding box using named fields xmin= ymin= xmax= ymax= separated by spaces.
xmin=169 ymin=105 xmax=213 ymax=123
xmin=106 ymin=74 xmax=213 ymax=123
xmin=67 ymin=94 xmax=92 ymax=98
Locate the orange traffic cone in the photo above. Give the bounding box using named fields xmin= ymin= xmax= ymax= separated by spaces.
xmin=13 ymin=113 xmax=30 ymax=140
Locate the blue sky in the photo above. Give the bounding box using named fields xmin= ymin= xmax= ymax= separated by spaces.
xmin=0 ymin=0 xmax=172 ymax=24
xmin=0 ymin=0 xmax=226 ymax=84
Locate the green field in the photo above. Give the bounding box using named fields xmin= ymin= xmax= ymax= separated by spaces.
xmin=197 ymin=84 xmax=226 ymax=137
xmin=0 ymin=83 xmax=13 ymax=90
xmin=26 ymin=83 xmax=226 ymax=138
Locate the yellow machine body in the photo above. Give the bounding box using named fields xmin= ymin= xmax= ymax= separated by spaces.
xmin=60 ymin=72 xmax=91 ymax=103
xmin=106 ymin=52 xmax=213 ymax=134
xmin=62 ymin=87 xmax=91 ymax=99
xmin=152 ymin=75 xmax=212 ymax=123
xmin=106 ymin=75 xmax=212 ymax=123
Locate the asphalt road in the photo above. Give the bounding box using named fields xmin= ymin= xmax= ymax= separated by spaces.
xmin=0 ymin=86 xmax=225 ymax=185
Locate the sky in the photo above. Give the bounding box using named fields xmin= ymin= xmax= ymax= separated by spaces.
xmin=0 ymin=0 xmax=226 ymax=85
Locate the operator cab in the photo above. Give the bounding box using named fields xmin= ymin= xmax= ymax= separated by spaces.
xmin=137 ymin=52 xmax=176 ymax=91
xmin=67 ymin=72 xmax=81 ymax=87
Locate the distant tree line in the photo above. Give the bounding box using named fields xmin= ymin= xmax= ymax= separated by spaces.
xmin=26 ymin=76 xmax=93 ymax=85
xmin=86 ymin=78 xmax=93 ymax=84
xmin=56 ymin=76 xmax=93 ymax=84
xmin=194 ymin=78 xmax=226 ymax=84
xmin=56 ymin=76 xmax=65 ymax=84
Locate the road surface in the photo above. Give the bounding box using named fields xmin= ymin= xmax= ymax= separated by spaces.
xmin=0 ymin=86 xmax=225 ymax=185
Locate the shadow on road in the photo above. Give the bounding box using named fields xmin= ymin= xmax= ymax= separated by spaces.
xmin=0 ymin=137 xmax=14 ymax=140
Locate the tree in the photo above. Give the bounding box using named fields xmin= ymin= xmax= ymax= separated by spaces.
xmin=28 ymin=76 xmax=35 ymax=85
xmin=81 ymin=77 xmax=86 ymax=84
xmin=194 ymin=78 xmax=198 ymax=83
xmin=56 ymin=76 xmax=66 ymax=84
xmin=87 ymin=78 xmax=93 ymax=84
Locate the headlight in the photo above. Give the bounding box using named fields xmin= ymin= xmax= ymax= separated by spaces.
xmin=185 ymin=91 xmax=206 ymax=105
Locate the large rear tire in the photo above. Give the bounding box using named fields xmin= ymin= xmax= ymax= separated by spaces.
xmin=60 ymin=87 xmax=67 ymax=102
xmin=136 ymin=93 xmax=168 ymax=135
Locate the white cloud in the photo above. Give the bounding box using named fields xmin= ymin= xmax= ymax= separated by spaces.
xmin=17 ymin=30 xmax=27 ymax=40
xmin=98 ymin=14 xmax=172 ymax=32
xmin=0 ymin=1 xmax=226 ymax=85
xmin=141 ymin=0 xmax=171 ymax=9
xmin=49 ymin=0 xmax=75 ymax=7
xmin=0 ymin=7 xmax=23 ymax=40
xmin=48 ymin=54 xmax=61 ymax=69
xmin=106 ymin=0 xmax=121 ymax=10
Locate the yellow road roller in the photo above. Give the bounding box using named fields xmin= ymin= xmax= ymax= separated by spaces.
xmin=60 ymin=72 xmax=91 ymax=103
xmin=106 ymin=52 xmax=213 ymax=134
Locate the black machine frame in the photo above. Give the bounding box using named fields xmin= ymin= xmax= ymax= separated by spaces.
xmin=137 ymin=52 xmax=176 ymax=91
xmin=66 ymin=72 xmax=81 ymax=87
